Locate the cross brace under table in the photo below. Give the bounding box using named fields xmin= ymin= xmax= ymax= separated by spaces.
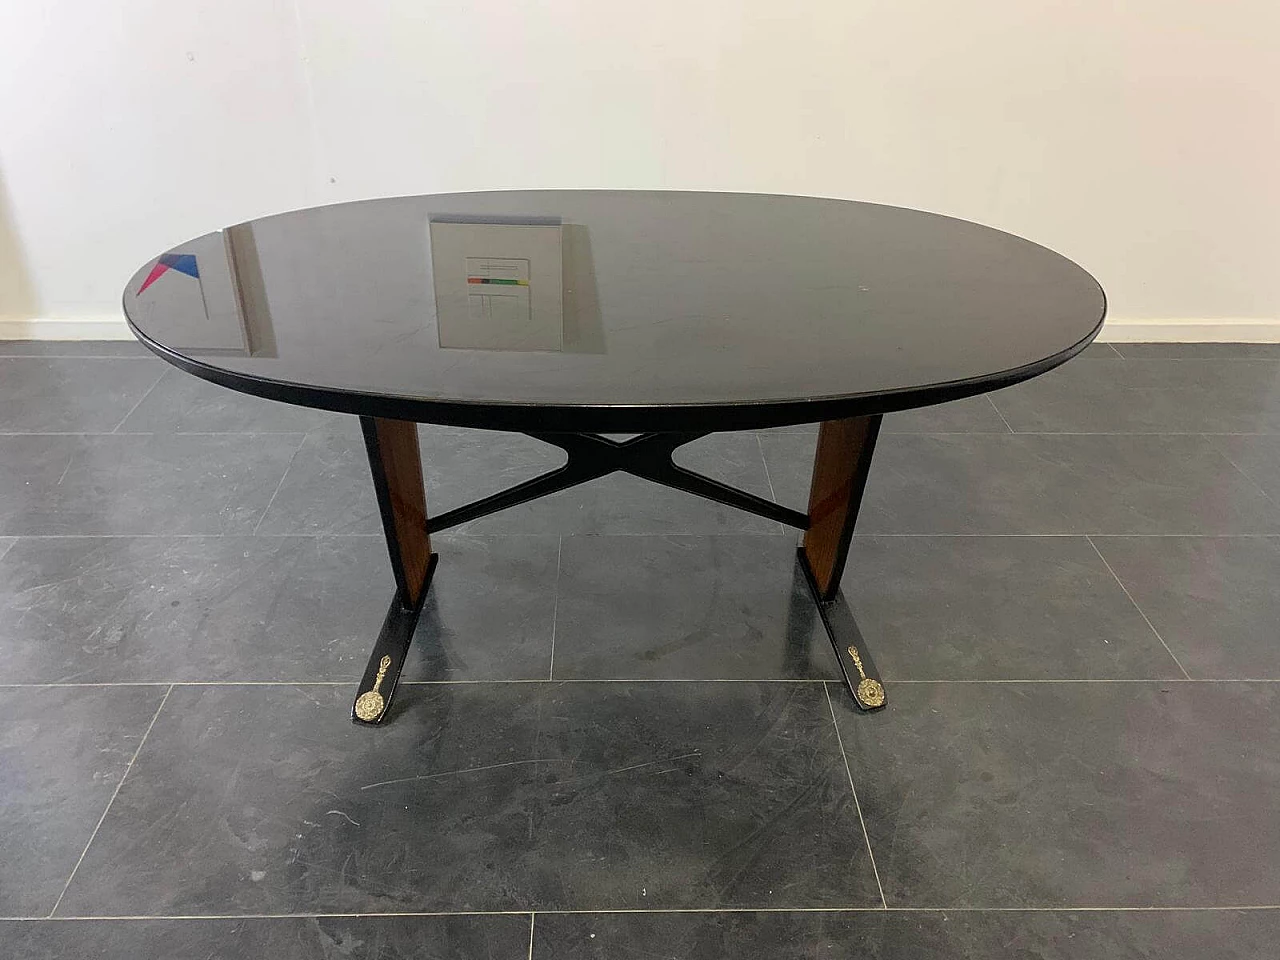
xmin=352 ymin=416 xmax=886 ymax=726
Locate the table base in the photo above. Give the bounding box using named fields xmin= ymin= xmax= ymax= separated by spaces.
xmin=351 ymin=414 xmax=887 ymax=725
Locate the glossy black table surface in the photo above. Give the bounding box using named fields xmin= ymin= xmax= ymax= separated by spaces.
xmin=123 ymin=191 xmax=1105 ymax=724
xmin=124 ymin=190 xmax=1104 ymax=432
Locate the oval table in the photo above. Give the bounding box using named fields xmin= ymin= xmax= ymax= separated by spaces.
xmin=124 ymin=190 xmax=1105 ymax=724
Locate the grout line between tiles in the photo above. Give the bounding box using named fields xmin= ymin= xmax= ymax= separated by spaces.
xmin=8 ymin=429 xmax=1280 ymax=439
xmin=853 ymin=533 xmax=1280 ymax=538
xmin=824 ymin=684 xmax=887 ymax=910
xmin=47 ymin=684 xmax=173 ymax=918
xmin=881 ymin=678 xmax=1272 ymax=684
xmin=4 ymin=678 xmax=1280 ymax=690
xmin=108 ymin=368 xmax=167 ymax=433
xmin=1124 ymin=431 xmax=1280 ymax=437
xmin=1086 ymin=536 xmax=1192 ymax=680
xmin=762 ymin=429 xmax=1280 ymax=437
xmin=251 ymin=434 xmax=309 ymax=535
xmin=9 ymin=911 xmax=533 ymax=922
xmin=8 ymin=904 xmax=1280 ymax=922
xmin=527 ymin=912 xmax=536 ymax=960
xmin=985 ymin=395 xmax=1016 ymax=434
xmin=756 ymin=432 xmax=780 ymax=503
xmin=754 ymin=432 xmax=792 ymax=535
xmin=1106 ymin=348 xmax=1280 ymax=360
xmin=513 ymin=904 xmax=1280 ymax=914
xmin=524 ymin=904 xmax=1280 ymax=914
xmin=547 ymin=536 xmax=563 ymax=680
xmin=0 ymin=431 xmax=329 ymax=437
xmin=10 ymin=531 xmax=1280 ymax=541
xmin=1210 ymin=440 xmax=1280 ymax=512
xmin=401 ymin=676 xmax=1280 ymax=684
xmin=0 ymin=679 xmax=842 ymax=688
xmin=6 ymin=533 xmax=552 ymax=539
xmin=0 ymin=353 xmax=156 ymax=360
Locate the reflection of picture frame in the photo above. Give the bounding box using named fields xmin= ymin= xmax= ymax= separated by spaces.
xmin=192 ymin=230 xmax=252 ymax=355
xmin=139 ymin=226 xmax=277 ymax=357
xmin=429 ymin=218 xmax=563 ymax=352
xmin=222 ymin=224 xmax=277 ymax=358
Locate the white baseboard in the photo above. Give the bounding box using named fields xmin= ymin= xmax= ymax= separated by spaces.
xmin=3 ymin=315 xmax=1279 ymax=344
xmin=0 ymin=316 xmax=134 ymax=340
xmin=1096 ymin=318 xmax=1280 ymax=343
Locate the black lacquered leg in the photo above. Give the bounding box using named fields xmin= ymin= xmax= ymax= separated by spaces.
xmin=352 ymin=555 xmax=438 ymax=725
xmin=427 ymin=430 xmax=809 ymax=534
xmin=797 ymin=548 xmax=886 ymax=712
xmin=627 ymin=456 xmax=809 ymax=529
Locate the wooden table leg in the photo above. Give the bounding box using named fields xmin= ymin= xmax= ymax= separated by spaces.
xmin=352 ymin=416 xmax=438 ymax=725
xmin=363 ymin=417 xmax=432 ymax=605
xmin=797 ymin=414 xmax=887 ymax=711
xmin=801 ymin=415 xmax=883 ymax=601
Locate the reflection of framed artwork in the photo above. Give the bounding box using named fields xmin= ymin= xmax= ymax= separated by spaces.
xmin=429 ymin=218 xmax=563 ymax=351
xmin=135 ymin=226 xmax=277 ymax=357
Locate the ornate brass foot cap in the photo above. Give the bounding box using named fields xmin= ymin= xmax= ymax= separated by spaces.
xmin=847 ymin=645 xmax=886 ymax=710
xmin=354 ymin=655 xmax=392 ymax=722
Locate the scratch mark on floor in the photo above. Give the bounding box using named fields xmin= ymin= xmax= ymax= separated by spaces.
xmin=359 ymin=758 xmax=548 ymax=791
xmin=601 ymin=751 xmax=702 ymax=777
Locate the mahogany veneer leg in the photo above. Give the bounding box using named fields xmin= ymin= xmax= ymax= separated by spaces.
xmin=797 ymin=414 xmax=887 ymax=711
xmin=352 ymin=416 xmax=438 ymax=725
xmin=801 ymin=415 xmax=882 ymax=600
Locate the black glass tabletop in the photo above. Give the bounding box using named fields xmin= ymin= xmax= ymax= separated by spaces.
xmin=124 ymin=190 xmax=1105 ymax=431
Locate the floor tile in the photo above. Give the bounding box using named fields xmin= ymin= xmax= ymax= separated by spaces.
xmin=58 ymin=682 xmax=878 ymax=915
xmin=760 ymin=433 xmax=1280 ymax=534
xmin=0 ymin=340 xmax=150 ymax=357
xmin=0 ymin=535 xmax=388 ymax=683
xmin=1115 ymin=342 xmax=1280 ymax=359
xmin=1213 ymin=434 xmax=1280 ymax=503
xmin=532 ymin=908 xmax=1280 ymax=960
xmin=116 ymin=369 xmax=336 ymax=433
xmin=406 ymin=534 xmax=560 ymax=681
xmin=1093 ymin=536 xmax=1280 ymax=679
xmin=759 ymin=347 xmax=1113 ymax=438
xmin=0 ymin=686 xmax=164 ymax=917
xmin=0 ymin=358 xmax=163 ymax=433
xmin=10 ymin=335 xmax=1280 ymax=934
xmin=756 ymin=394 xmax=1009 ymax=437
xmin=259 ymin=425 xmax=779 ymax=536
xmin=841 ymin=536 xmax=1182 ymax=680
xmin=0 ymin=434 xmax=303 ymax=535
xmin=756 ymin=422 xmax=820 ymax=436
xmin=0 ymin=915 xmax=531 ymax=958
xmin=882 ymin=395 xmax=1009 ymax=434
xmin=552 ymin=535 xmax=835 ymax=681
xmin=835 ymin=682 xmax=1280 ymax=907
xmin=1080 ymin=342 xmax=1123 ymax=358
xmin=988 ymin=359 xmax=1280 ymax=433
xmin=0 ymin=535 xmax=557 ymax=684
xmin=255 ymin=423 xmax=561 ymax=536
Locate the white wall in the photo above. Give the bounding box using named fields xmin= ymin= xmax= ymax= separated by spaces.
xmin=2 ymin=0 xmax=1278 ymax=334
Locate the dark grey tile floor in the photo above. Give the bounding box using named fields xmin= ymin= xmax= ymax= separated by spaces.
xmin=2 ymin=340 xmax=1280 ymax=958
